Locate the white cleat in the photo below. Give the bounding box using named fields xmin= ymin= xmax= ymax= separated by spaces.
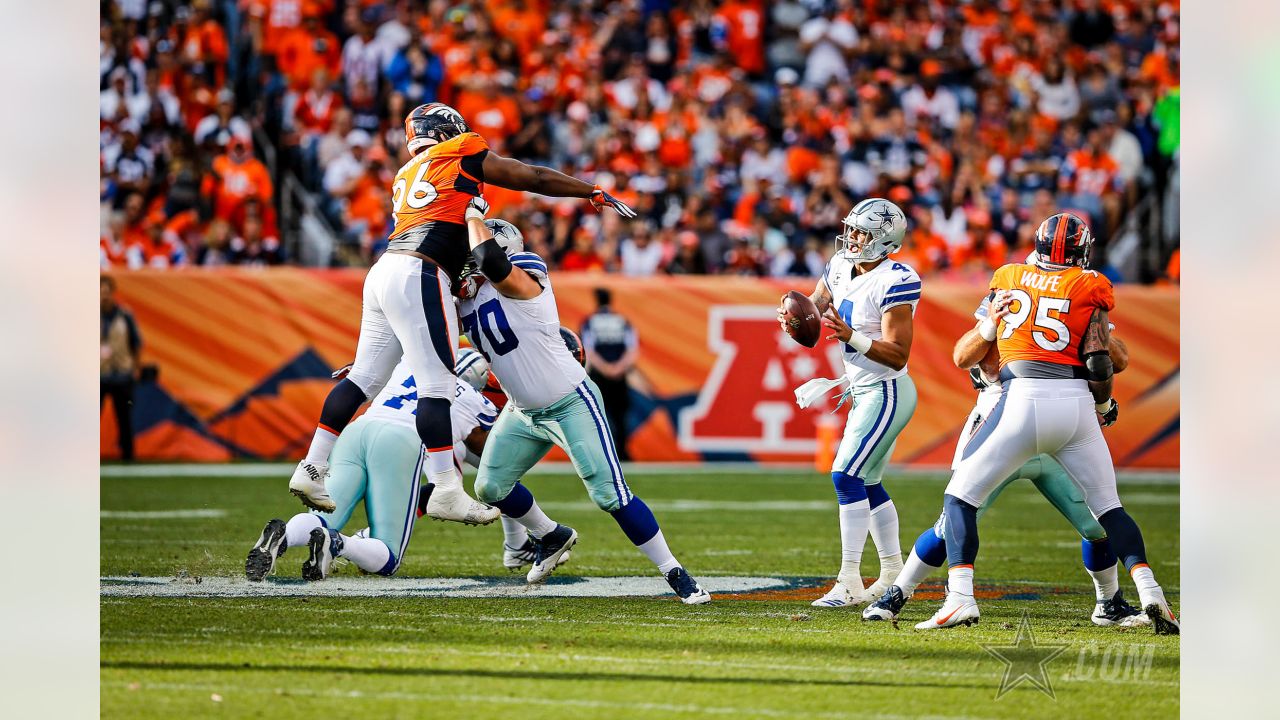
xmin=245 ymin=519 xmax=287 ymax=582
xmin=503 ymin=537 xmax=537 ymax=570
xmin=301 ymin=527 xmax=342 ymax=581
xmin=1091 ymin=590 xmax=1151 ymax=627
xmin=915 ymin=592 xmax=980 ymax=630
xmin=526 ymin=524 xmax=578 ymax=584
xmin=426 ymin=484 xmax=500 ymax=525
xmin=1140 ymin=589 xmax=1180 ymax=635
xmin=811 ymin=581 xmax=868 ymax=609
xmin=289 ymin=460 xmax=335 ymax=512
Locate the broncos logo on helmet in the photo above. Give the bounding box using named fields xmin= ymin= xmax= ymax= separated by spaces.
xmin=405 ymin=103 xmax=471 ymax=154
xmin=1033 ymin=213 xmax=1094 ymax=269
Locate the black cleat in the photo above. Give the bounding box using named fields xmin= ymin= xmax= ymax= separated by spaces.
xmin=526 ymin=524 xmax=577 ymax=584
xmin=245 ymin=519 xmax=287 ymax=582
xmin=301 ymin=527 xmax=343 ymax=581
xmin=863 ymin=585 xmax=909 ymax=621
xmin=665 ymin=567 xmax=712 ymax=604
xmin=1092 ymin=590 xmax=1150 ymax=627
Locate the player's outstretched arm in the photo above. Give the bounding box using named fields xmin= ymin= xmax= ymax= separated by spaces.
xmin=464 ymin=199 xmax=542 ymax=301
xmin=481 ymin=152 xmax=636 ymax=217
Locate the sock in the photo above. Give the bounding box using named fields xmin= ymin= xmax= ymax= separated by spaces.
xmin=948 ymin=564 xmax=974 ymax=598
xmin=869 ymin=500 xmax=902 ymax=577
xmin=501 ymin=516 xmax=528 ymax=547
xmin=309 ymin=378 xmax=368 ymax=462
xmin=1082 ymin=538 xmax=1120 ymax=600
xmin=896 ymin=548 xmax=940 ymax=597
xmin=305 ymin=427 xmax=339 ymax=464
xmin=415 ymin=396 xmax=455 ymax=484
xmin=284 ymin=513 xmax=323 ymax=548
xmin=610 ymin=497 xmax=680 ymax=573
xmin=339 ymin=534 xmax=395 ymax=575
xmin=941 ymin=494 xmax=980 ymax=567
xmin=837 ymin=500 xmax=871 ymax=588
xmin=1130 ymin=563 xmax=1160 ymax=601
xmin=1097 ymin=507 xmax=1149 ymax=569
xmin=490 ymin=483 xmax=558 ymax=538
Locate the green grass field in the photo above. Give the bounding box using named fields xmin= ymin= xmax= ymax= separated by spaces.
xmin=101 ymin=468 xmax=1179 ymax=719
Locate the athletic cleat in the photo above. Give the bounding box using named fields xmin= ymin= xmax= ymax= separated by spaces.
xmin=1092 ymin=590 xmax=1150 ymax=627
xmin=426 ymin=484 xmax=500 ymax=525
xmin=244 ymin=519 xmax=287 ymax=582
xmin=811 ymin=581 xmax=868 ymax=608
xmin=301 ymin=527 xmax=343 ymax=581
xmin=665 ymin=567 xmax=712 ymax=605
xmin=915 ymin=593 xmax=980 ymax=630
xmin=863 ymin=585 xmax=909 ymax=621
xmin=503 ymin=538 xmax=537 ymax=570
xmin=289 ymin=460 xmax=335 ymax=512
xmin=1141 ymin=590 xmax=1180 ymax=635
xmin=526 ymin=524 xmax=578 ymax=584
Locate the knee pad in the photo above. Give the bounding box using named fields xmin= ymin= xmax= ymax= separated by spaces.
xmin=831 ymin=471 xmax=868 ymax=505
xmin=914 ymin=526 xmax=948 ymax=567
xmin=866 ymin=482 xmax=891 ymax=509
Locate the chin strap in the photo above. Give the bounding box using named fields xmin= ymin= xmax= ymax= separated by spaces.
xmin=794 ymin=376 xmax=851 ymax=410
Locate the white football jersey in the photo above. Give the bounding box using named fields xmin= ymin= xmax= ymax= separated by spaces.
xmin=822 ymin=254 xmax=922 ymax=386
xmin=458 ymin=252 xmax=587 ymax=410
xmin=361 ymin=360 xmax=498 ymax=457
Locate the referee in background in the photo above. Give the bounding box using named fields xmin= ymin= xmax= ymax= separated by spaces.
xmin=581 ymin=287 xmax=638 ymax=461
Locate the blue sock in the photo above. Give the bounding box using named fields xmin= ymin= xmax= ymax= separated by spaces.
xmin=490 ymin=482 xmax=535 ymax=518
xmin=832 ymin=471 xmax=868 ymax=505
xmin=866 ymin=482 xmax=891 ymax=510
xmin=914 ymin=526 xmax=948 ymax=567
xmin=1081 ymin=538 xmax=1118 ymax=572
xmin=611 ymin=496 xmax=660 ymax=545
xmin=1097 ymin=508 xmax=1148 ymax=570
xmin=941 ymin=494 xmax=980 ymax=567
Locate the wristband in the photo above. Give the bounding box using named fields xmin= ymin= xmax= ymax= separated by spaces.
xmin=977 ymin=317 xmax=997 ymax=342
xmin=1095 ymin=399 xmax=1114 ymax=413
xmin=847 ymin=331 xmax=873 ymax=355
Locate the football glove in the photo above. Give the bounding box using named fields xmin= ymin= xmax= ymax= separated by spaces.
xmin=1096 ymin=398 xmax=1119 ymax=427
xmin=590 ymin=184 xmax=637 ymax=218
xmin=465 ymin=196 xmax=490 ymax=222
xmin=331 ymin=363 xmax=353 ymax=380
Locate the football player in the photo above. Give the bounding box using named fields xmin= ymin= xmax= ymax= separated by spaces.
xmin=915 ymin=213 xmax=1178 ymax=633
xmin=864 ymin=278 xmax=1148 ymax=627
xmin=246 ymin=361 xmax=500 ymax=581
xmin=780 ymin=198 xmax=921 ymax=609
xmin=289 ymin=103 xmax=636 ymax=515
xmin=456 ymin=201 xmax=711 ymax=604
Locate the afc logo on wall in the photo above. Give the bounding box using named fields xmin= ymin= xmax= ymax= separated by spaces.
xmin=678 ymin=306 xmax=844 ymax=454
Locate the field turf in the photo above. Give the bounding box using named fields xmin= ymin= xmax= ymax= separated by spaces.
xmin=101 ymin=469 xmax=1179 ymax=718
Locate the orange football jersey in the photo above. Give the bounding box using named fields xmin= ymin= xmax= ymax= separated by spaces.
xmin=990 ymin=263 xmax=1115 ymax=368
xmin=390 ymin=131 xmax=489 ymax=238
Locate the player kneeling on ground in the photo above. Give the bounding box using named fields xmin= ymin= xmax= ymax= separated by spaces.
xmin=246 ymin=362 xmax=499 ymax=581
xmin=457 ymin=199 xmax=710 ymax=604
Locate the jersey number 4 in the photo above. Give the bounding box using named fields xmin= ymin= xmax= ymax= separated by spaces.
xmin=1000 ymin=290 xmax=1071 ymax=351
xmin=461 ymin=299 xmax=520 ymax=358
xmin=391 ymin=161 xmax=439 ymax=212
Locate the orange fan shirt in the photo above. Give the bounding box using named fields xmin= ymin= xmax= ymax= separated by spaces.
xmin=990 ymin=263 xmax=1115 ymax=369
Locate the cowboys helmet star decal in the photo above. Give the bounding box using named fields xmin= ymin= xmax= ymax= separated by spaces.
xmin=873 ymin=204 xmax=896 ymax=228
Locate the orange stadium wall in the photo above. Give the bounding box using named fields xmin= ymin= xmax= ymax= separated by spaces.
xmin=100 ymin=269 xmax=1179 ymax=469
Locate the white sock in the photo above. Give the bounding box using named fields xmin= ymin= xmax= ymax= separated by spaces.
xmin=836 ymin=500 xmax=870 ymax=588
xmin=895 ymin=549 xmax=940 ymax=597
xmin=425 ymin=447 xmax=455 ymax=485
xmin=284 ymin=513 xmax=322 ymax=548
xmin=508 ymin=499 xmax=558 ymax=539
xmin=304 ymin=427 xmax=338 ymax=464
xmin=948 ymin=565 xmax=974 ymax=598
xmin=869 ymin=500 xmax=902 ymax=578
xmin=636 ymin=530 xmax=681 ymax=574
xmin=1130 ymin=564 xmax=1160 ymax=602
xmin=1087 ymin=563 xmax=1121 ymax=601
xmin=339 ymin=533 xmax=393 ymax=574
xmin=501 ymin=516 xmax=528 ymax=547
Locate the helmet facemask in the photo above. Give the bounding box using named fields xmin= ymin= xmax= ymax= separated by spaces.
xmin=834 ymin=200 xmax=905 ymax=262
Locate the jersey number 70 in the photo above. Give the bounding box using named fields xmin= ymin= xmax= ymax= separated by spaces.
xmin=461 ymin=299 xmax=520 ymax=359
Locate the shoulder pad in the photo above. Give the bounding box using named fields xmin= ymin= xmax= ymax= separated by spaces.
xmin=509 ymin=251 xmax=549 ymax=280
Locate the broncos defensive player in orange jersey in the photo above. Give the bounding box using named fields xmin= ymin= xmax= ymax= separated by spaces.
xmin=915 ymin=213 xmax=1179 ymax=634
xmin=289 ymin=103 xmax=636 ymax=522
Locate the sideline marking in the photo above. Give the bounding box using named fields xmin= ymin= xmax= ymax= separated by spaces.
xmin=100 ymin=509 xmax=227 ymax=519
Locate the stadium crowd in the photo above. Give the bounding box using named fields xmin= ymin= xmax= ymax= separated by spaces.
xmin=100 ymin=0 xmax=1180 ymax=283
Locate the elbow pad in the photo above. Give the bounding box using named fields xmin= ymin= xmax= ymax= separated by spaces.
xmin=1083 ymin=351 xmax=1113 ymax=382
xmin=472 ymin=239 xmax=512 ymax=283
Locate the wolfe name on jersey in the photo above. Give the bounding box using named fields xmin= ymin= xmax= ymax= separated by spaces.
xmin=458 ymin=252 xmax=587 ymax=410
xmin=990 ymin=262 xmax=1114 ymax=371
xmin=823 ymin=254 xmax=922 ymax=386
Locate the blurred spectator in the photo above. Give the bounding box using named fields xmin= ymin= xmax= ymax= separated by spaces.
xmin=619 ymin=223 xmax=664 ymax=278
xmin=581 ymin=288 xmax=639 ymax=459
xmin=203 ymin=136 xmax=273 ymax=222
xmin=101 ymin=276 xmax=142 ymax=461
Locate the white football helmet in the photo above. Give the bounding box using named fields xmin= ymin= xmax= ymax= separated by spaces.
xmin=455 ymin=348 xmax=491 ymax=392
xmin=485 ymin=219 xmax=525 ymax=255
xmin=836 ymin=198 xmax=907 ymax=262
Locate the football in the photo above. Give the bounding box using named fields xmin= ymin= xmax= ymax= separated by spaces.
xmin=782 ymin=290 xmax=821 ymax=348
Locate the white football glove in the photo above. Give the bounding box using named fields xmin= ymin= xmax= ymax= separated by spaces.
xmin=465 ymin=196 xmax=490 ymax=222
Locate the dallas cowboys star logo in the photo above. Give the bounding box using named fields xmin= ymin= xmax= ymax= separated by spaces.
xmin=980 ymin=611 xmax=1068 ymax=700
xmin=872 ymin=204 xmax=896 ymax=229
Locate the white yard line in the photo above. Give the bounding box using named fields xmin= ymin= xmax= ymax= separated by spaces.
xmin=100 ymin=509 xmax=227 ymax=519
